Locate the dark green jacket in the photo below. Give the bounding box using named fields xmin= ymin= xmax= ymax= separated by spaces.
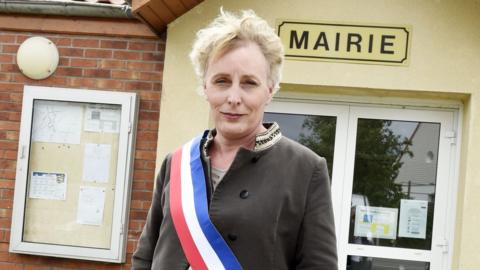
xmin=132 ymin=133 xmax=337 ymax=269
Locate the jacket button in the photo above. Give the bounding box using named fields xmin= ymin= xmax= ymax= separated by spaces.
xmin=228 ymin=234 xmax=237 ymax=241
xmin=239 ymin=190 xmax=249 ymax=199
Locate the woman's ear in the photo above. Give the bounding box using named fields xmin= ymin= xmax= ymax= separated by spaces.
xmin=203 ymin=84 xmax=208 ymax=99
xmin=266 ymin=86 xmax=274 ymax=105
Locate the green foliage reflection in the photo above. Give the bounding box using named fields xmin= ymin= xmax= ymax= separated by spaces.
xmin=299 ymin=115 xmax=336 ymax=179
xmin=353 ymin=119 xmax=413 ymax=208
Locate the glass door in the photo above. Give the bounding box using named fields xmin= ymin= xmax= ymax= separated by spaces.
xmin=341 ymin=106 xmax=455 ymax=270
xmin=265 ymin=101 xmax=458 ymax=270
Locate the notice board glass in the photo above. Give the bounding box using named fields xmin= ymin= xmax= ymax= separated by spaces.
xmin=10 ymin=86 xmax=138 ymax=263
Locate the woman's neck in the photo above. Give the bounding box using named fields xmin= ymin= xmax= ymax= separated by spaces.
xmin=210 ymin=125 xmax=266 ymax=170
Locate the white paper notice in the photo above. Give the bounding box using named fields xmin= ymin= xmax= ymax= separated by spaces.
xmin=354 ymin=206 xmax=398 ymax=240
xmin=82 ymin=143 xmax=112 ymax=183
xmin=76 ymin=186 xmax=106 ymax=226
xmin=399 ymin=199 xmax=428 ymax=239
xmin=29 ymin=172 xmax=67 ymax=200
xmin=84 ymin=105 xmax=121 ymax=133
xmin=32 ymin=100 xmax=83 ymax=144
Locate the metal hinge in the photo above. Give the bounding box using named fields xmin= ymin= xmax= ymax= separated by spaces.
xmin=436 ymin=238 xmax=449 ymax=253
xmin=445 ymin=131 xmax=456 ymax=145
xmin=128 ymin=122 xmax=132 ymax=134
xmin=20 ymin=145 xmax=27 ymax=159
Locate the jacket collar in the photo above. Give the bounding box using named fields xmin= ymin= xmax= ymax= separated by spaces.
xmin=202 ymin=122 xmax=282 ymax=157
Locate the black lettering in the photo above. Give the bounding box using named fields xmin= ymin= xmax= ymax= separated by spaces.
xmin=368 ymin=34 xmax=374 ymax=53
xmin=381 ymin=35 xmax=395 ymax=54
xmin=335 ymin=32 xmax=340 ymax=51
xmin=347 ymin=33 xmax=362 ymax=52
xmin=313 ymin=32 xmax=329 ymax=50
xmin=289 ymin=30 xmax=309 ymax=49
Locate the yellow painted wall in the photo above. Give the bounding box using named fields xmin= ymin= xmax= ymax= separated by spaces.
xmin=158 ymin=0 xmax=480 ymax=269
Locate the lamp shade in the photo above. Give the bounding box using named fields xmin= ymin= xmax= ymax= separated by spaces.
xmin=16 ymin=37 xmax=59 ymax=80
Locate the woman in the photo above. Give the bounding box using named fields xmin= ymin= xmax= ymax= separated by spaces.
xmin=132 ymin=9 xmax=337 ymax=270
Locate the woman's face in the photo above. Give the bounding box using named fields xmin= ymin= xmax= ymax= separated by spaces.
xmin=204 ymin=41 xmax=273 ymax=141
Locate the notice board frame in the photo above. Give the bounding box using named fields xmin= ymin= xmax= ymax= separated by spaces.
xmin=10 ymin=85 xmax=139 ymax=263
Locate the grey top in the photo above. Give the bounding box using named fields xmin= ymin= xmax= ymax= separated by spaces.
xmin=132 ymin=123 xmax=338 ymax=270
xmin=211 ymin=166 xmax=227 ymax=190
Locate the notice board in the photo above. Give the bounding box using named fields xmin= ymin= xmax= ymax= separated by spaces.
xmin=10 ymin=86 xmax=138 ymax=262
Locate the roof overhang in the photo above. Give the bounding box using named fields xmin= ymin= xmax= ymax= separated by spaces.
xmin=132 ymin=0 xmax=203 ymax=34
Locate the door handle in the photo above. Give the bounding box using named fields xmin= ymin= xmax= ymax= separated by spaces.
xmin=436 ymin=238 xmax=449 ymax=254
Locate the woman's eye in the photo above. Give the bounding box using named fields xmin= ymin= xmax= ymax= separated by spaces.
xmin=215 ymin=79 xmax=229 ymax=85
xmin=244 ymin=80 xmax=258 ymax=86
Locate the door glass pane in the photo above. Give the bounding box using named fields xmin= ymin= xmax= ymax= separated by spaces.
xmin=349 ymin=119 xmax=440 ymax=250
xmin=264 ymin=113 xmax=336 ymax=178
xmin=347 ymin=255 xmax=430 ymax=270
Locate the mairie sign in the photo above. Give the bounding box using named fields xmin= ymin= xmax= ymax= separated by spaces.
xmin=277 ymin=20 xmax=411 ymax=66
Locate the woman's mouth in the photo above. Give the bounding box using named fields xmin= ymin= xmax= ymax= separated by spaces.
xmin=221 ymin=112 xmax=244 ymax=120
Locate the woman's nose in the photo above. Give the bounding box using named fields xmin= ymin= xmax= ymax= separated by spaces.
xmin=226 ymin=86 xmax=241 ymax=106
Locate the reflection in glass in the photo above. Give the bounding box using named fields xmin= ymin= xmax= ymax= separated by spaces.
xmin=347 ymin=255 xmax=430 ymax=270
xmin=264 ymin=112 xmax=336 ymax=178
xmin=349 ymin=119 xmax=440 ymax=250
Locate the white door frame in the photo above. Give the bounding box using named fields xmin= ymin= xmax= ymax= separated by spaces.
xmin=266 ymin=98 xmax=461 ymax=270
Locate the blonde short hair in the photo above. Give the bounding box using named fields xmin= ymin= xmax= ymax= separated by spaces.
xmin=189 ymin=9 xmax=284 ymax=93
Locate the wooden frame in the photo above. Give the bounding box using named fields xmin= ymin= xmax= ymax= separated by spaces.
xmin=0 ymin=14 xmax=157 ymax=38
xmin=132 ymin=0 xmax=203 ymax=32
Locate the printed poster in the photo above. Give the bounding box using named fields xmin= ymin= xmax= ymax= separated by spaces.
xmin=32 ymin=100 xmax=83 ymax=144
xmin=82 ymin=143 xmax=112 ymax=183
xmin=76 ymin=186 xmax=106 ymax=226
xmin=29 ymin=171 xmax=67 ymax=200
xmin=84 ymin=105 xmax=121 ymax=133
xmin=354 ymin=206 xmax=398 ymax=240
xmin=398 ymin=199 xmax=428 ymax=239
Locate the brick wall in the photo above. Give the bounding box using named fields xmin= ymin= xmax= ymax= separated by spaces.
xmin=0 ymin=30 xmax=165 ymax=269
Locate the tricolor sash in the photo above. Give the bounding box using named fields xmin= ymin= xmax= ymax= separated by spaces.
xmin=169 ymin=133 xmax=243 ymax=270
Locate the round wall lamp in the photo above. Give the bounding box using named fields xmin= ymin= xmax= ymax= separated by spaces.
xmin=16 ymin=36 xmax=59 ymax=80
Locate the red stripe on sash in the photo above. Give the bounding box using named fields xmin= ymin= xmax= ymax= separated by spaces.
xmin=169 ymin=148 xmax=208 ymax=270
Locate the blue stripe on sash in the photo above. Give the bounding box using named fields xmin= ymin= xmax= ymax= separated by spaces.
xmin=189 ymin=134 xmax=243 ymax=270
